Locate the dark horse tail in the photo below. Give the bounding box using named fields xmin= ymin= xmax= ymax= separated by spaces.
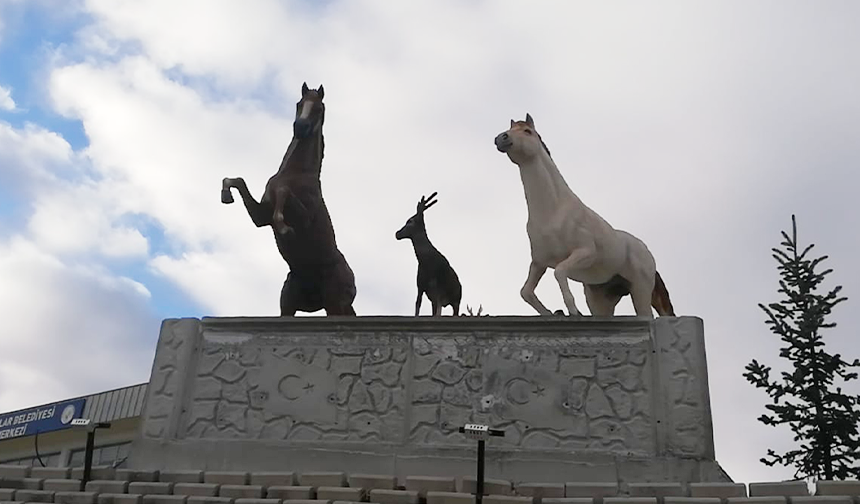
xmin=651 ymin=271 xmax=675 ymax=317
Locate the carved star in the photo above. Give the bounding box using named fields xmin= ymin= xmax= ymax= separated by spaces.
xmin=533 ymin=384 xmax=546 ymax=397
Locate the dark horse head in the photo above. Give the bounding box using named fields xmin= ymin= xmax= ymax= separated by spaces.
xmin=294 ymin=82 xmax=325 ymax=139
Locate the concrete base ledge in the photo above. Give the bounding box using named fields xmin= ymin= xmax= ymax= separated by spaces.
xmin=129 ymin=316 xmax=726 ymax=484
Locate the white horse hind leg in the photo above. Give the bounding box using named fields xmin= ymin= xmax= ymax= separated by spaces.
xmin=584 ymin=285 xmax=621 ymax=317
xmin=629 ymin=277 xmax=656 ymax=319
xmin=521 ymin=261 xmax=553 ymax=315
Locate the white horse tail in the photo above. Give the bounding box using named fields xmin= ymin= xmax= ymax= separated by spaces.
xmin=651 ymin=271 xmax=675 ymax=316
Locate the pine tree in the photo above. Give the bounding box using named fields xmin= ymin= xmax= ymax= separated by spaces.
xmin=743 ymin=214 xmax=860 ymax=480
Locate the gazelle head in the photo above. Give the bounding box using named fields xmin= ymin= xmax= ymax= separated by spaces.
xmin=395 ymin=192 xmax=438 ymax=241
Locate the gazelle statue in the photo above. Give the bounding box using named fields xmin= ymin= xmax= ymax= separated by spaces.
xmin=395 ymin=192 xmax=462 ymax=316
xmin=493 ymin=114 xmax=675 ymax=319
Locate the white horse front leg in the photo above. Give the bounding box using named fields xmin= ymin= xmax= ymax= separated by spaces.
xmin=553 ymin=246 xmax=596 ymax=317
xmin=521 ymin=262 xmax=553 ymax=315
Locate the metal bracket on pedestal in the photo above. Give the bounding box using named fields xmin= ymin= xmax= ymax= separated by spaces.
xmin=71 ymin=419 xmax=112 ymax=491
xmin=459 ymin=424 xmax=505 ymax=504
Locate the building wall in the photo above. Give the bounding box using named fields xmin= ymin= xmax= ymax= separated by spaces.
xmin=0 ymin=417 xmax=140 ymax=468
xmin=0 ymin=383 xmax=147 ymax=468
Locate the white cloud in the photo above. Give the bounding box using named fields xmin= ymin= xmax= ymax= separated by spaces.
xmin=0 ymin=0 xmax=855 ymax=483
xmin=0 ymin=85 xmax=14 ymax=110
xmin=0 ymin=235 xmax=157 ymax=412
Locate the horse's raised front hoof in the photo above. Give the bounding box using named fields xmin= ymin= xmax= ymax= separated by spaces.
xmin=221 ymin=188 xmax=234 ymax=204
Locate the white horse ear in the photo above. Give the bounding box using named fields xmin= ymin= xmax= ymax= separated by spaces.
xmin=525 ymin=113 xmax=534 ymax=127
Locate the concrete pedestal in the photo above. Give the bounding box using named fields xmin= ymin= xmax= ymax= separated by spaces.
xmin=128 ymin=316 xmax=730 ymax=484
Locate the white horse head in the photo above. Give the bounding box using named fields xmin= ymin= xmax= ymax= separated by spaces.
xmin=494 ymin=113 xmax=551 ymax=165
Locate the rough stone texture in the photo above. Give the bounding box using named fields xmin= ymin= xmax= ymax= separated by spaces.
xmin=204 ymin=473 xmax=248 ymax=486
xmin=565 ymin=484 xmax=619 ymax=499
xmin=0 ymin=479 xmax=25 ymax=490
xmin=298 ymin=473 xmax=346 ymax=488
xmin=427 ymin=492 xmax=476 ymax=504
xmin=128 ymin=316 xmax=725 ymax=484
xmin=0 ymin=490 xmax=12 ymax=501
xmin=628 ymin=483 xmax=685 ymax=499
xmin=160 ymin=472 xmax=203 ymax=484
xmin=749 ymin=484 xmax=809 ymax=498
xmin=97 ymin=495 xmax=143 ymax=504
xmin=85 ymin=481 xmax=130 ymax=494
xmin=460 ymin=477 xmax=512 ymax=496
xmin=517 ymin=483 xmax=565 ymax=498
xmin=689 ymin=484 xmax=747 ymax=499
xmin=54 ymin=491 xmax=98 ymax=504
xmin=350 ymin=475 xmax=397 ymax=491
xmin=727 ymin=499 xmax=787 ymax=504
xmin=369 ymin=489 xmax=421 ymax=504
xmin=816 ymin=482 xmax=860 ymax=497
xmin=605 ymin=499 xmax=658 ymax=504
xmin=115 ymin=471 xmax=160 ymax=483
xmin=664 ymin=499 xmax=721 ymax=504
xmin=0 ymin=466 xmax=29 ymax=479
xmin=249 ymin=473 xmax=295 ymax=487
xmin=545 ymin=500 xmax=595 ymax=504
xmin=406 ymin=477 xmax=456 ymax=495
xmin=143 ymin=496 xmax=188 ymax=504
xmin=18 ymin=478 xmax=46 ymax=490
xmin=484 ymin=497 xmax=533 ymax=504
xmin=173 ymin=484 xmax=220 ymax=497
xmin=71 ymin=467 xmax=116 ymax=481
xmin=266 ymin=486 xmax=314 ymax=500
xmin=186 ymin=497 xmax=234 ymax=504
xmin=217 ymin=485 xmax=264 ymax=499
xmin=235 ymin=500 xmax=281 ymax=504
xmin=43 ymin=480 xmax=82 ymax=492
xmin=793 ymin=498 xmax=855 ymax=504
xmin=128 ymin=483 xmax=174 ymax=495
xmin=14 ymin=489 xmax=54 ymax=502
xmin=317 ymin=487 xmax=366 ymax=501
xmin=31 ymin=468 xmax=70 ymax=480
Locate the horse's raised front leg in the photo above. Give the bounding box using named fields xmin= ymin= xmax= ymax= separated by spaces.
xmin=222 ymin=177 xmax=272 ymax=228
xmin=554 ymin=245 xmax=597 ymax=317
xmin=521 ymin=261 xmax=553 ymax=315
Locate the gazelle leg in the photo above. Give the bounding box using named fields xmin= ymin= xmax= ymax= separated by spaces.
xmin=414 ymin=290 xmax=423 ymax=316
xmin=521 ymin=261 xmax=552 ymax=315
xmin=553 ymin=246 xmax=596 ymax=317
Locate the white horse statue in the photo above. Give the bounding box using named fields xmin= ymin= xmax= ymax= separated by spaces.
xmin=494 ymin=114 xmax=675 ymax=319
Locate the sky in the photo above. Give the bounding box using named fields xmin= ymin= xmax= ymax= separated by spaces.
xmin=1 ymin=0 xmax=859 ymax=484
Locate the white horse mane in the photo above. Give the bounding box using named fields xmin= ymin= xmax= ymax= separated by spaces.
xmin=494 ymin=114 xmax=675 ymax=319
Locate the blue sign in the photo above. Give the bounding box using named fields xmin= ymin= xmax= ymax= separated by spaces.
xmin=0 ymin=398 xmax=86 ymax=440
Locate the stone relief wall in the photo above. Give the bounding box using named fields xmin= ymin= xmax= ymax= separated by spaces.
xmin=137 ymin=317 xmax=714 ymax=463
xmin=183 ymin=332 xmax=411 ymax=443
xmin=409 ymin=335 xmax=654 ymax=455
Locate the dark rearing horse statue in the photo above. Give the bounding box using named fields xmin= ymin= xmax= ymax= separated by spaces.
xmin=221 ymin=82 xmax=357 ymax=316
